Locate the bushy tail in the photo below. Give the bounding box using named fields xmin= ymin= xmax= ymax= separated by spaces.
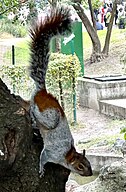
xmin=29 ymin=6 xmax=72 ymax=90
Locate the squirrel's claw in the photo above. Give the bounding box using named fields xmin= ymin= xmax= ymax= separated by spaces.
xmin=39 ymin=168 xmax=45 ymax=178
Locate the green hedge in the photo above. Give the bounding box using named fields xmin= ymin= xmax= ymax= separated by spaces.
xmin=1 ymin=52 xmax=81 ymax=122
xmin=0 ymin=18 xmax=27 ymax=37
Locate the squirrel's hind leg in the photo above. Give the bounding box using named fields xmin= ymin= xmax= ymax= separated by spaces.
xmin=34 ymin=107 xmax=60 ymax=130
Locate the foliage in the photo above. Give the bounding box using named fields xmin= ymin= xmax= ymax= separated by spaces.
xmin=1 ymin=52 xmax=81 ymax=121
xmin=81 ymin=0 xmax=102 ymax=10
xmin=0 ymin=18 xmax=27 ymax=37
xmin=0 ymin=0 xmax=19 ymax=15
xmin=47 ymin=53 xmax=81 ymax=119
xmin=120 ymin=127 xmax=126 ymax=140
xmin=91 ymin=0 xmax=102 ymax=10
xmin=1 ymin=64 xmax=34 ymax=99
xmin=47 ymin=53 xmax=81 ymax=86
xmin=0 ymin=0 xmax=52 ymax=24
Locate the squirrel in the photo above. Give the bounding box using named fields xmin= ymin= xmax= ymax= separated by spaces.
xmin=29 ymin=6 xmax=93 ymax=177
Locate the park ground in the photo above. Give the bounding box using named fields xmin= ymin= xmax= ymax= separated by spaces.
xmin=72 ymin=27 xmax=126 ymax=155
xmin=0 ymin=28 xmax=126 ymax=155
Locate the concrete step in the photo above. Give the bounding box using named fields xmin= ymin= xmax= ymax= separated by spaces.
xmin=99 ymin=99 xmax=126 ymax=119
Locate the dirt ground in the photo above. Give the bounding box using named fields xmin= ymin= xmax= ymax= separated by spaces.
xmin=72 ymin=107 xmax=125 ymax=155
xmin=72 ymin=34 xmax=126 ymax=155
xmin=84 ymin=39 xmax=126 ymax=76
xmin=0 ymin=32 xmax=126 ymax=156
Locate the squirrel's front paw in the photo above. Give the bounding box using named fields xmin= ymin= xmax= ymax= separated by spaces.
xmin=39 ymin=166 xmax=45 ymax=177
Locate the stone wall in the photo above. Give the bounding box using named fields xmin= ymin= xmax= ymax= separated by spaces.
xmin=67 ymin=159 xmax=126 ymax=192
xmin=86 ymin=153 xmax=123 ymax=172
xmin=77 ymin=77 xmax=126 ymax=111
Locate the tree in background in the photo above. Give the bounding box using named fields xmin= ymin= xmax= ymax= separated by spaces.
xmin=0 ymin=0 xmax=39 ymax=24
xmin=0 ymin=0 xmax=121 ymax=63
xmin=0 ymin=0 xmax=19 ymax=16
xmin=45 ymin=0 xmax=119 ymax=63
xmin=72 ymin=0 xmax=118 ymax=63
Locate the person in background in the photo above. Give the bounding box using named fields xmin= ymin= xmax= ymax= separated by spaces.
xmin=94 ymin=8 xmax=99 ymax=20
xmin=118 ymin=7 xmax=124 ymax=18
xmin=117 ymin=7 xmax=125 ymax=29
xmin=105 ymin=7 xmax=112 ymax=27
xmin=110 ymin=3 xmax=113 ymax=9
xmin=115 ymin=9 xmax=118 ymax=25
xmin=96 ymin=19 xmax=104 ymax=30
xmin=104 ymin=3 xmax=109 ymax=27
xmin=101 ymin=5 xmax=105 ymax=23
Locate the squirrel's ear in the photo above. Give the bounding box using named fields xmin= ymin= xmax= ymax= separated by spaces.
xmin=83 ymin=149 xmax=85 ymax=157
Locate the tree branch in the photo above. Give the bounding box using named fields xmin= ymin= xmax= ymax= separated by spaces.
xmin=0 ymin=5 xmax=17 ymax=16
xmin=88 ymin=0 xmax=97 ymax=31
xmin=48 ymin=0 xmax=52 ymax=4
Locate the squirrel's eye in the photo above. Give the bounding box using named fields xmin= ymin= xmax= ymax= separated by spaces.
xmin=78 ymin=164 xmax=84 ymax=170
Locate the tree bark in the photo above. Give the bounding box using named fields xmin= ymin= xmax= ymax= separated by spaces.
xmin=0 ymin=78 xmax=70 ymax=192
xmin=72 ymin=0 xmax=102 ymax=63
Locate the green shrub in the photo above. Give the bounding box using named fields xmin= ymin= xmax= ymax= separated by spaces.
xmin=120 ymin=127 xmax=126 ymax=140
xmin=1 ymin=52 xmax=81 ymax=122
xmin=0 ymin=18 xmax=27 ymax=37
xmin=47 ymin=53 xmax=81 ymax=120
xmin=1 ymin=65 xmax=34 ymax=99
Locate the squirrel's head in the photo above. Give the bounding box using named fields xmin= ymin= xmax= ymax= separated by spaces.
xmin=65 ymin=146 xmax=93 ymax=176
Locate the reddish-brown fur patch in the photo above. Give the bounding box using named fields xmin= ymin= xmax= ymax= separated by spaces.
xmin=34 ymin=89 xmax=65 ymax=116
xmin=65 ymin=146 xmax=76 ymax=163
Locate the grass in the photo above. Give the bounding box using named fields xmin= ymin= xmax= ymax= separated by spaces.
xmin=16 ymin=39 xmax=30 ymax=49
xmin=77 ymin=133 xmax=124 ymax=151
xmin=83 ymin=28 xmax=126 ymax=48
xmin=2 ymin=27 xmax=126 ymax=66
xmin=15 ymin=39 xmax=30 ymax=65
xmin=3 ymin=38 xmax=30 ymax=66
xmin=83 ymin=28 xmax=126 ymax=59
xmin=75 ymin=118 xmax=126 ymax=151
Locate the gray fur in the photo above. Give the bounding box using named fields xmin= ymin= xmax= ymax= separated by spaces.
xmin=30 ymin=103 xmax=74 ymax=176
xmin=29 ymin=6 xmax=72 ymax=90
xmin=34 ymin=105 xmax=60 ymax=129
xmin=29 ymin=6 xmax=73 ymax=176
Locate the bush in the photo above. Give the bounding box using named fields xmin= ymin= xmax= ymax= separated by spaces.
xmin=1 ymin=52 xmax=81 ymax=122
xmin=120 ymin=127 xmax=126 ymax=140
xmin=1 ymin=65 xmax=34 ymax=99
xmin=0 ymin=18 xmax=27 ymax=37
xmin=47 ymin=53 xmax=81 ymax=119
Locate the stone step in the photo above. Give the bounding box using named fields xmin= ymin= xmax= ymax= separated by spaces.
xmin=86 ymin=153 xmax=123 ymax=172
xmin=99 ymin=99 xmax=126 ymax=119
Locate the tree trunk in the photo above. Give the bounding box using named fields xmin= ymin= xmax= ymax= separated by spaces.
xmin=0 ymin=78 xmax=70 ymax=192
xmin=102 ymin=2 xmax=117 ymax=54
xmin=73 ymin=0 xmax=102 ymax=63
